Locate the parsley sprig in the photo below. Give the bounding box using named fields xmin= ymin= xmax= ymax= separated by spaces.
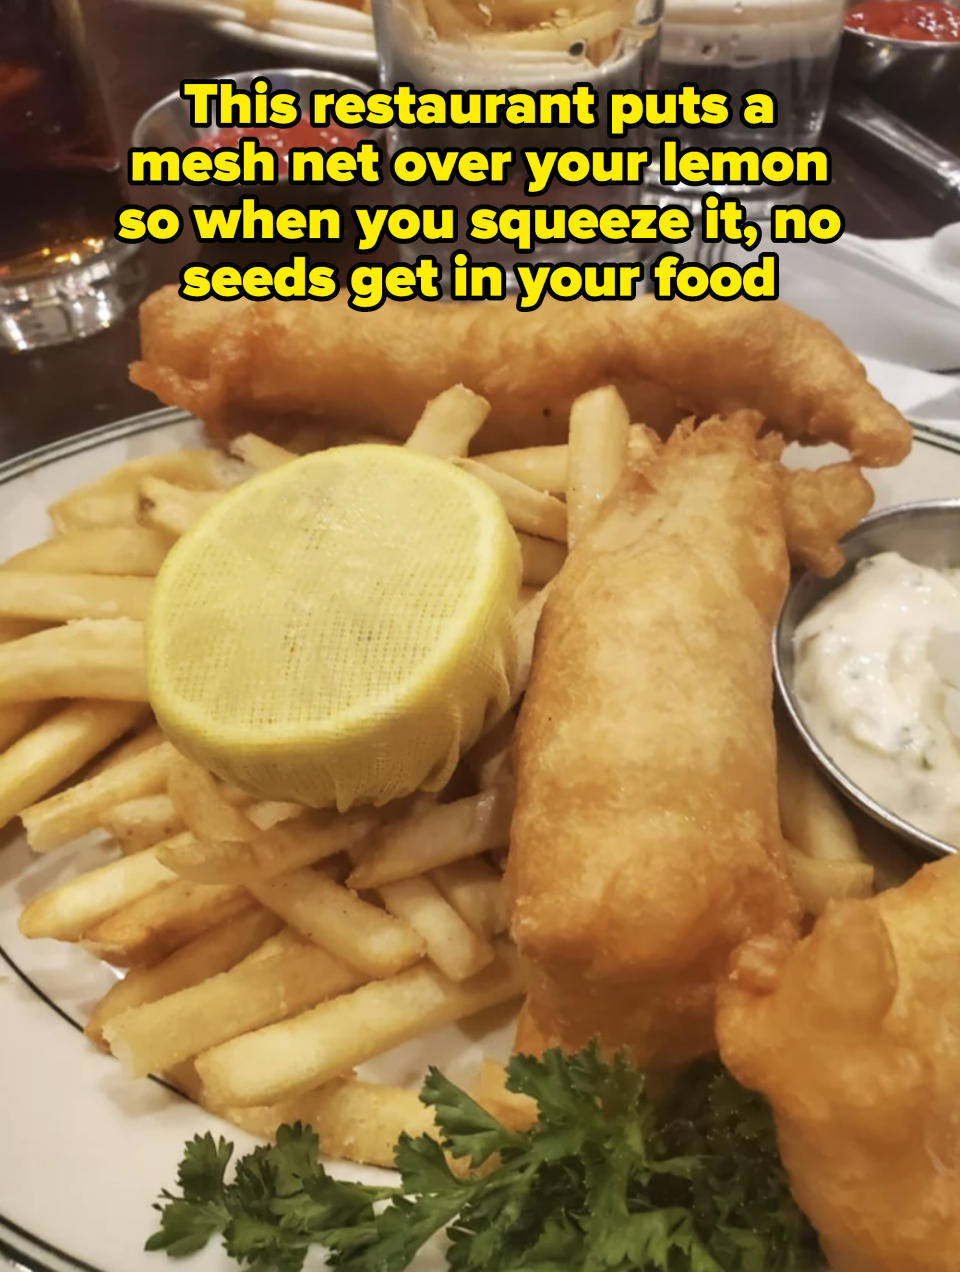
xmin=147 ymin=1043 xmax=816 ymax=1271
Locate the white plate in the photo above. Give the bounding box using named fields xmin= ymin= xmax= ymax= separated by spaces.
xmin=1 ymin=400 xmax=958 ymax=1272
xmin=210 ymin=17 xmax=376 ymax=72
xmin=128 ymin=0 xmax=377 ymax=71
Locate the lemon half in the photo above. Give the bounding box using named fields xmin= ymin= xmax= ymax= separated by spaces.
xmin=148 ymin=445 xmax=520 ymax=809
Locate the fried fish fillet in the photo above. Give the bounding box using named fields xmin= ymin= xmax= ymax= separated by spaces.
xmin=131 ymin=290 xmax=910 ymax=466
xmin=507 ymin=416 xmax=799 ymax=1069
xmin=718 ymin=854 xmax=960 ymax=1272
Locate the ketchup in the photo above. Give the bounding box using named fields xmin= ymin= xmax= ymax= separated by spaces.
xmin=200 ymin=118 xmax=369 ymax=169
xmin=845 ymin=0 xmax=960 ymax=41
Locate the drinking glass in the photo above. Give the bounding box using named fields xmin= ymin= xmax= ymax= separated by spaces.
xmin=0 ymin=0 xmax=144 ymax=352
xmin=373 ymin=0 xmax=664 ymax=272
xmin=655 ymin=0 xmax=847 ymax=213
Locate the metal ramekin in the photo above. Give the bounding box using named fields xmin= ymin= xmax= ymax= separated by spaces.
xmin=130 ymin=67 xmax=372 ymax=209
xmin=774 ymin=499 xmax=960 ymax=860
xmin=837 ymin=13 xmax=960 ymax=113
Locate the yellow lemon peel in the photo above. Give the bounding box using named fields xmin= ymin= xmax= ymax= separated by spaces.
xmin=147 ymin=445 xmax=520 ymax=809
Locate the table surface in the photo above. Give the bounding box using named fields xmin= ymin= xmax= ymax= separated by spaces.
xmin=2 ymin=0 xmax=958 ymax=462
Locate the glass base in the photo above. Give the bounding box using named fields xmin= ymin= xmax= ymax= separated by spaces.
xmin=0 ymin=240 xmax=146 ymax=353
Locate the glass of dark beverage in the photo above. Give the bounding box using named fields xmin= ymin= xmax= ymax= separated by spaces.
xmin=0 ymin=0 xmax=144 ymax=352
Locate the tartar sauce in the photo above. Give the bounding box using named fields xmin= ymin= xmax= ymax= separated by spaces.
xmin=794 ymin=551 xmax=960 ymax=847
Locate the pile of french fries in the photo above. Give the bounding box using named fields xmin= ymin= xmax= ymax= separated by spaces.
xmin=4 ymin=386 xmax=910 ymax=1168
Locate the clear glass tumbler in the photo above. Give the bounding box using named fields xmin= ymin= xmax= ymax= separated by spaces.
xmin=655 ymin=0 xmax=846 ymax=213
xmin=373 ymin=0 xmax=664 ymax=273
xmin=0 ymin=0 xmax=144 ymax=352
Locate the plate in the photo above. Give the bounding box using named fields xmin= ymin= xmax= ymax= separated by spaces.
xmin=210 ymin=17 xmax=376 ymax=72
xmin=129 ymin=0 xmax=377 ymax=72
xmin=1 ymin=398 xmax=958 ymax=1272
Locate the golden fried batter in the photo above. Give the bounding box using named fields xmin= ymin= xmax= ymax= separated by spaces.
xmin=718 ymin=854 xmax=960 ymax=1272
xmin=131 ymin=291 xmax=910 ymax=466
xmin=507 ymin=416 xmax=799 ymax=1069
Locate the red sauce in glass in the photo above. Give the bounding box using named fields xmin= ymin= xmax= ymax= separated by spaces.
xmin=200 ymin=119 xmax=369 ymax=169
xmin=845 ymin=0 xmax=960 ymax=40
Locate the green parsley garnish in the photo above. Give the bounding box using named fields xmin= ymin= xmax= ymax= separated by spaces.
xmin=147 ymin=1043 xmax=816 ymax=1271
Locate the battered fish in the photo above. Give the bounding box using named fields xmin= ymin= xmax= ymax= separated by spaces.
xmin=718 ymin=854 xmax=960 ymax=1272
xmin=131 ymin=291 xmax=910 ymax=466
xmin=507 ymin=415 xmax=799 ymax=1069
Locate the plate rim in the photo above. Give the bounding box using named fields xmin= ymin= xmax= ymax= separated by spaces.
xmin=209 ymin=17 xmax=378 ymax=68
xmin=0 ymin=406 xmax=196 ymax=1272
xmin=0 ymin=409 xmax=194 ymax=485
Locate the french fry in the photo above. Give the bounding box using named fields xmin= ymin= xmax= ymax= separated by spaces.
xmin=157 ymin=809 xmax=378 ymax=884
xmin=628 ymin=424 xmax=661 ymax=466
xmin=83 ymin=878 xmax=250 ymax=967
xmin=47 ymin=450 xmax=240 ymax=532
xmin=86 ymin=722 xmax=165 ymax=777
xmin=473 ymin=8 xmax=625 ymax=50
xmin=0 ymin=620 xmax=147 ymax=704
xmin=433 ymin=858 xmax=508 ymax=937
xmin=195 ymin=939 xmax=522 ymax=1106
xmin=454 ymin=459 xmax=567 ymax=541
xmin=566 ymin=386 xmax=630 ymax=547
xmin=480 ymin=445 xmax=568 ymax=494
xmin=21 ymin=742 xmax=175 ymax=852
xmin=511 ymin=584 xmax=551 ymax=704
xmin=235 ymin=925 xmax=307 ymax=964
xmin=48 ymin=492 xmax=140 ymax=533
xmin=347 ymin=782 xmax=514 ymax=890
xmin=405 ymin=385 xmax=490 ymax=458
xmin=0 ymin=701 xmax=51 ymax=753
xmin=423 ymin=0 xmax=486 ymax=35
xmin=846 ymin=804 xmax=916 ymax=891
xmin=466 ymin=710 xmax=514 ymax=790
xmin=0 ymin=618 xmax=47 ymax=643
xmin=783 ymin=842 xmax=874 ymax=916
xmin=228 ymin=433 xmax=297 ymax=471
xmin=3 ymin=527 xmax=170 ymax=576
xmin=18 ymin=841 xmax=177 ymax=940
xmin=248 ymin=868 xmax=425 ymax=977
xmin=101 ymin=794 xmax=184 ymax=855
xmin=167 ymin=755 xmax=255 ymax=844
xmin=480 ymin=426 xmax=659 ymax=496
xmin=472 ymin=1059 xmax=538 ymax=1133
xmin=0 ymin=572 xmax=153 ymax=622
xmin=379 ymin=874 xmax=495 ymax=980
xmin=192 ymin=1073 xmax=438 ymax=1171
xmin=516 ymin=532 xmax=566 ymax=587
xmin=104 ymin=934 xmax=364 ymax=1077
xmin=777 ymin=725 xmax=866 ymax=864
xmin=137 ymin=478 xmax=221 ymax=538
xmin=0 ymin=700 xmax=145 ymax=831
xmin=85 ymin=907 xmax=281 ymax=1044
xmin=247 ymin=799 xmax=305 ymax=830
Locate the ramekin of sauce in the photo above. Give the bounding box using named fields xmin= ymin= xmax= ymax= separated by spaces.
xmin=775 ymin=501 xmax=960 ymax=861
xmin=198 ymin=120 xmax=370 ymax=173
xmin=793 ymin=552 xmax=960 ymax=849
xmin=838 ymin=0 xmax=960 ymax=111
xmin=845 ymin=0 xmax=960 ymax=40
xmin=131 ymin=68 xmax=373 ymax=212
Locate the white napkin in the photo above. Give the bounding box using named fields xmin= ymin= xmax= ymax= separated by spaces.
xmin=773 ymin=240 xmax=960 ymax=373
xmin=843 ymin=225 xmax=960 ymax=313
xmin=679 ymin=228 xmax=960 ymax=371
xmin=860 ymin=355 xmax=960 ymax=432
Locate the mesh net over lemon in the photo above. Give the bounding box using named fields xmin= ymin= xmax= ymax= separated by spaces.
xmin=147 ymin=445 xmax=520 ymax=809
